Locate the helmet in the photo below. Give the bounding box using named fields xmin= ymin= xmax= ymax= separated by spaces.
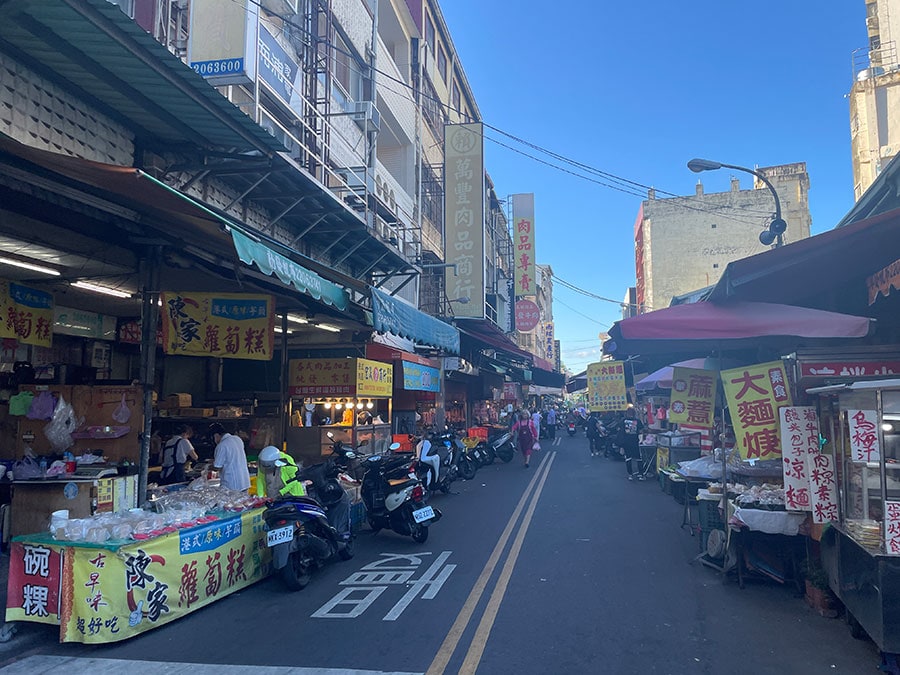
xmin=258 ymin=446 xmax=284 ymax=469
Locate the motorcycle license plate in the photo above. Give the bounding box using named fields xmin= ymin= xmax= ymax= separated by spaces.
xmin=412 ymin=505 xmax=435 ymax=523
xmin=266 ymin=525 xmax=294 ymax=547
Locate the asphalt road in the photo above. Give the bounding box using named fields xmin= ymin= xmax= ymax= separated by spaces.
xmin=0 ymin=432 xmax=883 ymax=674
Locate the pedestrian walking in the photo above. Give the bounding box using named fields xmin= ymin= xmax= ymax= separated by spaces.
xmin=512 ymin=411 xmax=538 ymax=468
xmin=546 ymin=406 xmax=557 ymax=439
xmin=531 ymin=409 xmax=542 ymax=441
xmin=586 ymin=412 xmax=599 ymax=456
xmin=620 ymin=408 xmax=646 ymax=480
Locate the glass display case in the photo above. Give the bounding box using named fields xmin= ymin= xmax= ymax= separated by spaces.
xmin=655 ymin=430 xmax=703 ymax=469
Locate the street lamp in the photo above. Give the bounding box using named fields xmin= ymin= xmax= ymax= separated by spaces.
xmin=687 ymin=158 xmax=787 ymax=247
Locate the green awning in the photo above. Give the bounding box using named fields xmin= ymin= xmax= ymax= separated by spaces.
xmin=230 ymin=228 xmax=349 ymax=311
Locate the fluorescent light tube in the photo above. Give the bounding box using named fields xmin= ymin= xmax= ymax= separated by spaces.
xmin=316 ymin=323 xmax=341 ymax=333
xmin=71 ymin=281 xmax=133 ymax=299
xmin=0 ymin=256 xmax=60 ymax=276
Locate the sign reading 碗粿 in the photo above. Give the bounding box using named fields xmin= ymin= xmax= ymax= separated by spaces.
xmin=6 ymin=542 xmax=64 ymax=624
xmin=721 ymin=361 xmax=792 ymax=460
xmin=511 ymin=193 xmax=536 ymax=298
xmin=161 ymin=292 xmax=274 ymax=360
xmin=668 ymin=367 xmax=717 ymax=428
xmin=0 ymin=279 xmax=53 ymax=348
xmin=444 ymin=123 xmax=485 ymax=318
xmin=586 ymin=361 xmax=627 ymax=412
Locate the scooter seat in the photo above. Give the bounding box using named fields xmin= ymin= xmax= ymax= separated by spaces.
xmin=387 ymin=477 xmax=417 ymax=489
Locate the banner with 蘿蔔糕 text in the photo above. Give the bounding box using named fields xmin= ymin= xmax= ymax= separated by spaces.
xmin=288 ymin=359 xmax=354 ymax=396
xmin=587 ymin=361 xmax=627 ymax=412
xmin=0 ymin=279 xmax=53 ymax=347
xmin=161 ymin=292 xmax=274 ymax=360
xmin=512 ymin=193 xmax=536 ymax=298
xmin=60 ymin=509 xmax=269 ymax=643
xmin=668 ymin=367 xmax=717 ymax=428
xmin=721 ymin=361 xmax=792 ymax=460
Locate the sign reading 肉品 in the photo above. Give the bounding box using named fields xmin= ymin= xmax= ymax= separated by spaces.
xmin=0 ymin=279 xmax=53 ymax=347
xmin=160 ymin=292 xmax=274 ymax=361
xmin=721 ymin=361 xmax=792 ymax=460
xmin=586 ymin=361 xmax=627 ymax=412
xmin=512 ymin=193 xmax=536 ymax=297
xmin=668 ymin=367 xmax=717 ymax=428
xmin=288 ymin=359 xmax=354 ymax=396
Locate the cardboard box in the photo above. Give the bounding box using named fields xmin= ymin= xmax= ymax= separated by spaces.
xmin=161 ymin=393 xmax=192 ymax=409
xmin=177 ymin=407 xmax=214 ymax=418
xmin=217 ymin=406 xmax=243 ymax=418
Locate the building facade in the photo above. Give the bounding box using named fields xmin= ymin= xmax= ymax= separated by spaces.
xmin=635 ymin=164 xmax=812 ymax=312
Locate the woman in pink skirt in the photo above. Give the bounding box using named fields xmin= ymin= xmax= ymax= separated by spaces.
xmin=511 ymin=410 xmax=538 ymax=468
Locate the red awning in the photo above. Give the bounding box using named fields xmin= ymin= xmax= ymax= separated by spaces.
xmin=607 ymin=301 xmax=873 ymax=357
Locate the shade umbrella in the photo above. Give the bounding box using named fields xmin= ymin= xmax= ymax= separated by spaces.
xmin=635 ymin=358 xmax=709 ymax=392
xmin=605 ymin=301 xmax=874 ymax=358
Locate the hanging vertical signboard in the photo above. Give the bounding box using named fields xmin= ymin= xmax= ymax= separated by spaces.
xmin=511 ymin=193 xmax=536 ymax=298
xmin=0 ymin=279 xmax=53 ymax=348
xmin=848 ymin=409 xmax=880 ymax=462
xmin=160 ymin=292 xmax=274 ymax=360
xmin=188 ymin=0 xmax=259 ymax=85
xmin=586 ymin=361 xmax=627 ymax=412
xmin=778 ymin=406 xmax=815 ymax=511
xmin=721 ymin=361 xmax=792 ymax=460
xmin=668 ymin=367 xmax=717 ymax=428
xmin=544 ymin=322 xmax=555 ymax=364
xmin=444 ymin=123 xmax=485 ymax=318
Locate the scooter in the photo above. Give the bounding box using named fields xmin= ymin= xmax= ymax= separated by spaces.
xmin=566 ymin=421 xmax=577 ymax=437
xmin=358 ymin=442 xmax=441 ymax=543
xmin=492 ymin=431 xmax=515 ymax=463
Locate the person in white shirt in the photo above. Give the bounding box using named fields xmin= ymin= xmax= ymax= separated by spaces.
xmin=209 ymin=423 xmax=251 ymax=492
xmin=531 ymin=409 xmax=542 ymax=440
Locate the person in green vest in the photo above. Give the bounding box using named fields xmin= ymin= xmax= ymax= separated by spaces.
xmin=258 ymin=446 xmax=306 ymax=498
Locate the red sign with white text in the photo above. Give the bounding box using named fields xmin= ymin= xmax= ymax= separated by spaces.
xmin=515 ymin=299 xmax=540 ymax=332
xmin=800 ymin=360 xmax=900 ymax=379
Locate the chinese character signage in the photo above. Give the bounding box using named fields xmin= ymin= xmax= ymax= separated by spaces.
xmin=160 ymin=292 xmax=274 ymax=361
xmin=778 ymin=407 xmax=817 ymax=511
xmin=887 ymin=502 xmax=900 ymax=555
xmin=587 ymin=361 xmax=627 ymax=412
xmin=54 ymin=305 xmax=117 ymax=340
xmin=59 ymin=509 xmax=269 ymax=643
xmin=402 ymin=362 xmax=440 ymax=392
xmin=544 ymin=322 xmax=555 ymax=363
xmin=848 ymin=409 xmax=880 ymax=463
xmin=1 ymin=279 xmax=53 ymax=347
xmin=669 ymin=367 xmax=717 ymax=428
xmin=356 ymin=358 xmax=393 ymax=397
xmin=289 ymin=359 xmax=354 ymax=396
xmin=502 ymin=382 xmax=521 ymax=401
xmin=6 ymin=542 xmax=64 ymax=624
xmin=258 ymin=24 xmax=299 ymax=109
xmin=511 ymin=193 xmax=536 ymax=297
xmin=721 ymin=361 xmax=792 ymax=460
xmin=809 ymin=452 xmax=838 ymax=524
xmin=515 ymin=299 xmax=540 ymax=332
xmin=444 ymin=123 xmax=485 ymax=318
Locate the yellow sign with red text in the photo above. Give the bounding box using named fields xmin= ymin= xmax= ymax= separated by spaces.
xmin=60 ymin=510 xmax=270 ymax=643
xmin=0 ymin=279 xmax=54 ymax=347
xmin=721 ymin=361 xmax=792 ymax=460
xmin=356 ymin=357 xmax=393 ymax=397
xmin=587 ymin=361 xmax=628 ymax=412
xmin=160 ymin=292 xmax=274 ymax=360
xmin=668 ymin=367 xmax=717 ymax=428
xmin=288 ymin=358 xmax=393 ymax=398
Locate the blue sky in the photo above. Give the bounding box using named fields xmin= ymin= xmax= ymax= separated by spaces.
xmin=439 ymin=1 xmax=867 ymax=373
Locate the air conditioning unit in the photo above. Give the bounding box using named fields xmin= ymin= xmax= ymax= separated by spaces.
xmin=261 ymin=0 xmax=299 ymax=15
xmin=351 ymin=101 xmax=381 ymax=133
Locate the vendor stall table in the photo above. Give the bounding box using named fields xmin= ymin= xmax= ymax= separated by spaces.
xmin=5 ymin=507 xmax=270 ymax=643
xmin=675 ymin=470 xmax=714 ymax=534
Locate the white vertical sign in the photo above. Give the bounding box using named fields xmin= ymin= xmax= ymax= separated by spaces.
xmin=444 ymin=124 xmax=485 ymax=318
xmin=848 ymin=409 xmax=881 ymax=462
xmin=809 ymin=452 xmax=838 ymax=524
xmin=779 ymin=407 xmax=814 ymax=511
xmin=886 ymin=503 xmax=900 ymax=555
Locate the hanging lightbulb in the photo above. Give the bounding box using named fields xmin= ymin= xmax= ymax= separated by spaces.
xmin=335 ymin=401 xmax=343 ymax=410
xmin=356 ymin=400 xmax=364 ymax=409
xmin=366 ymin=399 xmax=374 ymax=409
xmin=324 ymin=401 xmax=332 ymax=409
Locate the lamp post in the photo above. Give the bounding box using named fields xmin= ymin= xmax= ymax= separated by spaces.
xmin=687 ymin=158 xmax=787 ymax=247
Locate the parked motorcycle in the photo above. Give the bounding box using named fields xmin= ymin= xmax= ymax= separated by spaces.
xmin=492 ymin=431 xmax=516 ymax=463
xmin=358 ymin=442 xmax=441 ymax=543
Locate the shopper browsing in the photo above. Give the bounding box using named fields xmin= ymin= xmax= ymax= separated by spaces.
xmin=621 ymin=408 xmax=646 ymax=481
xmin=209 ymin=422 xmax=251 ymax=492
xmin=160 ymin=424 xmax=198 ymax=484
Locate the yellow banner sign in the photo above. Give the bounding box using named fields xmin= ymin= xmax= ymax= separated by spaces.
xmin=60 ymin=509 xmax=270 ymax=643
xmin=721 ymin=361 xmax=792 ymax=460
xmin=0 ymin=279 xmax=53 ymax=347
xmin=669 ymin=367 xmax=717 ymax=428
xmin=288 ymin=358 xmax=354 ymax=396
xmin=356 ymin=358 xmax=393 ymax=397
xmin=587 ymin=361 xmax=628 ymax=412
xmin=161 ymin=292 xmax=274 ymax=360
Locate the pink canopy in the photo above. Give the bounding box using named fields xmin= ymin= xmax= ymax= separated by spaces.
xmin=607 ymin=301 xmax=873 ymax=357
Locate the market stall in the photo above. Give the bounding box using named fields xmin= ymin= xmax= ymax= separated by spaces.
xmin=286 ymin=358 xmax=393 ymax=461
xmin=5 ymin=486 xmax=269 ymax=643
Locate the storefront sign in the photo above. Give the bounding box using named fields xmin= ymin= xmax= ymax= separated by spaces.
xmin=258 ymin=25 xmax=299 ymax=109
xmin=544 ymin=322 xmax=555 ymax=363
xmin=402 ymin=362 xmax=440 ymax=392
xmin=514 ymin=299 xmax=539 ymax=332
xmin=288 ymin=359 xmax=354 ymax=396
xmin=586 ymin=361 xmax=627 ymax=412
xmin=778 ymin=407 xmax=817 ymax=511
xmin=444 ymin=123 xmax=485 ymax=318
xmin=721 ymin=361 xmax=792 ymax=460
xmin=809 ymin=452 xmax=838 ymax=524
xmin=502 ymin=382 xmax=520 ymax=401
xmin=356 ymin=358 xmax=393 ymax=397
xmin=867 ymin=258 xmax=900 ymax=305
xmin=886 ymin=502 xmax=900 ymax=555
xmin=59 ymin=510 xmax=269 ymax=643
xmin=800 ymin=360 xmax=900 ymax=379
xmin=668 ymin=367 xmax=717 ymax=428
xmin=161 ymin=292 xmax=274 ymax=361
xmin=188 ymin=0 xmax=258 ymax=85
xmin=511 ymin=193 xmax=536 ymax=297
xmin=848 ymin=409 xmax=880 ymax=462
xmin=53 ymin=306 xmax=117 ymax=340
xmin=5 ymin=541 xmax=64 ymax=624
xmin=0 ymin=279 xmax=53 ymax=348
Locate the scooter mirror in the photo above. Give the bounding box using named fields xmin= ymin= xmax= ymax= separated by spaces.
xmin=326 ymin=431 xmax=335 ymax=440
xmin=389 ymin=442 xmax=401 ymax=451
xmin=345 ymin=451 xmax=356 ymax=459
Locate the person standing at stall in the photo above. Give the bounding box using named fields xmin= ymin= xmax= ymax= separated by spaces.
xmin=621 ymin=408 xmax=646 ymax=481
xmin=160 ymin=424 xmax=198 ymax=484
xmin=209 ymin=422 xmax=251 ymax=492
xmin=546 ymin=406 xmax=557 ymax=440
xmin=512 ymin=411 xmax=538 ymax=468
